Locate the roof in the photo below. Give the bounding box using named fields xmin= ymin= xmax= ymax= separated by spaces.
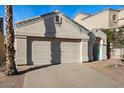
xmin=118 ymin=7 xmax=124 ymax=11
xmin=81 ymin=8 xmax=120 ymax=21
xmin=15 ymin=10 xmax=89 ymax=33
xmin=76 ymin=12 xmax=90 ymax=16
xmin=63 ymin=13 xmax=89 ymax=33
xmin=15 ymin=10 xmax=60 ymax=26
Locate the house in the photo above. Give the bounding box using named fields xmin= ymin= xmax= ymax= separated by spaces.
xmin=74 ymin=8 xmax=124 ymax=30
xmin=0 ymin=17 xmax=5 ymax=64
xmin=14 ymin=10 xmax=90 ymax=65
xmin=74 ymin=8 xmax=124 ymax=59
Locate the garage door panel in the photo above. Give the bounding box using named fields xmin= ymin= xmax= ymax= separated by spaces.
xmin=31 ymin=39 xmax=51 ymax=65
xmin=61 ymin=41 xmax=80 ymax=63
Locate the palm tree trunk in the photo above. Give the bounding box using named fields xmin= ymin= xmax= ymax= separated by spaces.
xmin=4 ymin=5 xmax=17 ymax=75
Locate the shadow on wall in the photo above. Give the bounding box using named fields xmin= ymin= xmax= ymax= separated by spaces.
xmin=43 ymin=16 xmax=61 ymax=64
xmin=27 ymin=39 xmax=33 ymax=65
xmin=93 ymin=37 xmax=101 ymax=61
xmin=27 ymin=16 xmax=62 ymax=65
xmin=88 ymin=32 xmax=95 ymax=61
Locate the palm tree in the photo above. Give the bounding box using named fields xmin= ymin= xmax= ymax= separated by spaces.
xmin=4 ymin=5 xmax=17 ymax=75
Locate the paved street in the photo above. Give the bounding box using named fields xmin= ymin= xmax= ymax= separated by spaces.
xmin=23 ymin=63 xmax=123 ymax=88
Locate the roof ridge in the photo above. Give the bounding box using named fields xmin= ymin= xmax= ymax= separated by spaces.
xmin=118 ymin=7 xmax=124 ymax=11
xmin=15 ymin=10 xmax=60 ymax=25
xmin=81 ymin=8 xmax=119 ymax=21
xmin=78 ymin=12 xmax=90 ymax=15
xmin=62 ymin=13 xmax=89 ymax=32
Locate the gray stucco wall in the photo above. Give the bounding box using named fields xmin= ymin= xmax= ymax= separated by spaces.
xmin=15 ymin=13 xmax=88 ymax=39
xmin=15 ymin=36 xmax=27 ymax=65
xmin=82 ymin=39 xmax=89 ymax=61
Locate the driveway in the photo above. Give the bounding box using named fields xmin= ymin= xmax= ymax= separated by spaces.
xmin=23 ymin=63 xmax=123 ymax=88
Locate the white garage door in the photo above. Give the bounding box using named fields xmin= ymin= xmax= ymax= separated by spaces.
xmin=61 ymin=39 xmax=81 ymax=63
xmin=28 ymin=38 xmax=81 ymax=65
xmin=31 ymin=39 xmax=51 ymax=65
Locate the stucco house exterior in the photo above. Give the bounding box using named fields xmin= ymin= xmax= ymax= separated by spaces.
xmin=74 ymin=8 xmax=124 ymax=30
xmin=0 ymin=17 xmax=5 ymax=64
xmin=74 ymin=8 xmax=124 ymax=59
xmin=14 ymin=10 xmax=90 ymax=65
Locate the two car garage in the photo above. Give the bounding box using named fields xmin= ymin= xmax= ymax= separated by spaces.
xmin=27 ymin=37 xmax=81 ymax=65
xmin=15 ymin=11 xmax=89 ymax=65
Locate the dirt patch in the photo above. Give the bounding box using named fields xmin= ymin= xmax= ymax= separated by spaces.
xmin=0 ymin=66 xmax=27 ymax=88
xmin=85 ymin=59 xmax=124 ymax=85
xmin=0 ymin=74 xmax=25 ymax=88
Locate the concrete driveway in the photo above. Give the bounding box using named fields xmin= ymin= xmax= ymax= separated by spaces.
xmin=23 ymin=63 xmax=122 ymax=88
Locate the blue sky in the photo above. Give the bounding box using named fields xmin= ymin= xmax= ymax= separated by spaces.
xmin=0 ymin=5 xmax=124 ymax=23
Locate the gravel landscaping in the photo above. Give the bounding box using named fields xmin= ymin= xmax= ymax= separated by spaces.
xmin=0 ymin=73 xmax=24 ymax=88
xmin=85 ymin=59 xmax=124 ymax=85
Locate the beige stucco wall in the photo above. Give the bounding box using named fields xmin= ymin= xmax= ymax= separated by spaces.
xmin=109 ymin=10 xmax=119 ymax=28
xmin=118 ymin=9 xmax=124 ymax=26
xmin=74 ymin=13 xmax=89 ymax=24
xmin=75 ymin=9 xmax=121 ymax=30
xmin=15 ymin=36 xmax=27 ymax=65
xmin=81 ymin=39 xmax=89 ymax=61
xmin=75 ymin=10 xmax=110 ymax=30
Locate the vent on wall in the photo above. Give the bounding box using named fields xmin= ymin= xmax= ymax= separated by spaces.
xmin=54 ymin=16 xmax=62 ymax=24
xmin=112 ymin=14 xmax=118 ymax=23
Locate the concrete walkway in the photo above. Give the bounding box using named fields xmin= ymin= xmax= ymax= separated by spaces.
xmin=23 ymin=63 xmax=123 ymax=88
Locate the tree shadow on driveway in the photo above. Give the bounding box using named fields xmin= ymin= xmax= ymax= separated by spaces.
xmin=17 ymin=64 xmax=59 ymax=75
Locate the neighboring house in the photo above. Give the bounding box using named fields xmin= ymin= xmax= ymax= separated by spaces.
xmin=14 ymin=10 xmax=90 ymax=65
xmin=74 ymin=8 xmax=124 ymax=59
xmin=74 ymin=8 xmax=124 ymax=30
xmin=0 ymin=17 xmax=5 ymax=64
